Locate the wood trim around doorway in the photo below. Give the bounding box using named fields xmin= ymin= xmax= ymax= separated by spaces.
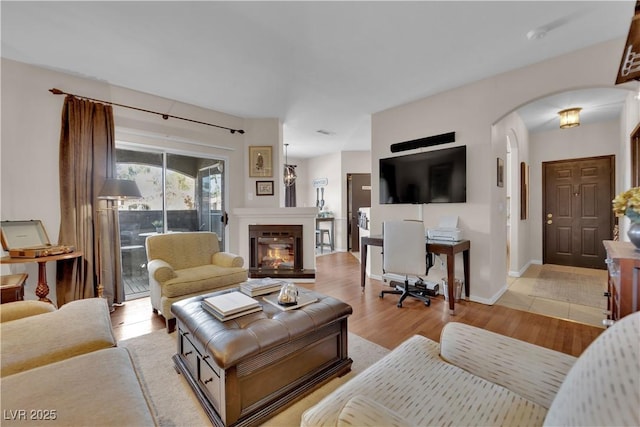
xmin=631 ymin=122 xmax=640 ymax=187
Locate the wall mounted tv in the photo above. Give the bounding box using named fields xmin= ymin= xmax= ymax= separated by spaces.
xmin=379 ymin=145 xmax=466 ymax=204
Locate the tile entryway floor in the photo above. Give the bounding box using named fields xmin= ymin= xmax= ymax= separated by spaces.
xmin=495 ymin=264 xmax=607 ymax=328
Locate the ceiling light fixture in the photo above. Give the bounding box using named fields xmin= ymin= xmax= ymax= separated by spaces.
xmin=558 ymin=107 xmax=582 ymax=129
xmin=526 ymin=28 xmax=547 ymax=40
xmin=283 ymin=143 xmax=297 ymax=187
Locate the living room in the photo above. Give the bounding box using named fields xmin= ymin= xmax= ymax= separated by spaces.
xmin=2 ymin=2 xmax=638 ymax=308
xmin=2 ymin=2 xmax=640 ymax=426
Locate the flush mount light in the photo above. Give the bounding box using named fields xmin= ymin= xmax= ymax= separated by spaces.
xmin=558 ymin=107 xmax=582 ymax=129
xmin=526 ymin=27 xmax=547 ymax=40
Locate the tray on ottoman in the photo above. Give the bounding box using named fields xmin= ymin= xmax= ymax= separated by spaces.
xmin=171 ymin=288 xmax=353 ymax=427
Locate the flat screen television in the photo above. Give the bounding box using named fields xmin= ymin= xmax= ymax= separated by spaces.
xmin=379 ymin=145 xmax=466 ymax=204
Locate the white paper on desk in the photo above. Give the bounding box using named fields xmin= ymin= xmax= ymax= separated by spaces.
xmin=438 ymin=216 xmax=459 ymax=228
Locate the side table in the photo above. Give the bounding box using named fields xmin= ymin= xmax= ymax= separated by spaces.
xmin=0 ymin=252 xmax=83 ymax=304
xmin=0 ymin=273 xmax=27 ymax=303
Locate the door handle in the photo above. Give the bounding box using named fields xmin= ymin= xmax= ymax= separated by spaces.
xmin=547 ymin=213 xmax=553 ymax=218
xmin=547 ymin=219 xmax=553 ymax=225
xmin=220 ymin=212 xmax=229 ymax=225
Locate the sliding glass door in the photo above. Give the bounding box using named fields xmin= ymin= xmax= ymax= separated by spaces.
xmin=115 ymin=147 xmax=226 ymax=300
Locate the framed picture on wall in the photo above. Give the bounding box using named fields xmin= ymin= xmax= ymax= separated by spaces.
xmin=256 ymin=180 xmax=274 ymax=196
xmin=249 ymin=146 xmax=273 ymax=177
xmin=520 ymin=161 xmax=529 ymax=220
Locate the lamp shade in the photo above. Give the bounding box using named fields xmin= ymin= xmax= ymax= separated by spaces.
xmin=98 ymin=179 xmax=142 ymax=200
xmin=558 ymin=108 xmax=582 ymax=129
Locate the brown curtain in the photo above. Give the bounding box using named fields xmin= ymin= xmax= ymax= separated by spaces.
xmin=56 ymin=95 xmax=123 ymax=307
xmin=285 ymin=181 xmax=296 ymax=207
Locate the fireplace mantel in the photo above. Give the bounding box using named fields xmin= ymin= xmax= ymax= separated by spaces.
xmin=234 ymin=207 xmax=318 ymax=218
xmin=233 ymin=207 xmax=317 ymax=281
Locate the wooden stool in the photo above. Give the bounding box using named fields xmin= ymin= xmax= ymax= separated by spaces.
xmin=316 ymin=229 xmax=332 ymax=254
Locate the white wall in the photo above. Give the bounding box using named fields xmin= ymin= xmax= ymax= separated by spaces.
xmin=0 ymin=58 xmax=279 ymax=304
xmin=370 ymin=38 xmax=639 ymax=305
xmin=492 ymin=111 xmax=530 ymax=279
xmin=244 ymin=119 xmax=282 ymax=210
xmin=303 ymin=150 xmax=371 ymax=252
xmin=618 ymin=93 xmax=640 ymax=239
xmin=340 ymin=151 xmax=372 ymax=251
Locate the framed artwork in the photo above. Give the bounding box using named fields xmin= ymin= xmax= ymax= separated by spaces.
xmin=249 ymin=146 xmax=273 ymax=177
xmin=497 ymin=157 xmax=504 ymax=187
xmin=520 ymin=161 xmax=529 ymax=220
xmin=256 ymin=180 xmax=274 ymax=196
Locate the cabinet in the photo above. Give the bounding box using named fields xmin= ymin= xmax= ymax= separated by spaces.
xmin=603 ymin=240 xmax=640 ymax=322
xmin=0 ymin=273 xmax=27 ymax=303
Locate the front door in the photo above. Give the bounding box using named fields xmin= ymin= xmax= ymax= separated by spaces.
xmin=543 ymin=155 xmax=614 ymax=269
xmin=347 ymin=173 xmax=371 ymax=252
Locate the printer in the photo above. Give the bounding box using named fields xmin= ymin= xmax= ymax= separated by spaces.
xmin=426 ymin=215 xmax=463 ymax=241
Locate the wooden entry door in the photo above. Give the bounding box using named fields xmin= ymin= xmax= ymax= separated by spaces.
xmin=347 ymin=173 xmax=371 ymax=252
xmin=543 ymin=155 xmax=614 ymax=269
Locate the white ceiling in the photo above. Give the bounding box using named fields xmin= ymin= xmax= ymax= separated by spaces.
xmin=1 ymin=1 xmax=636 ymax=158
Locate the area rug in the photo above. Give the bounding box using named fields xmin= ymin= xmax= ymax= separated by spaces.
xmin=529 ymin=267 xmax=607 ymax=309
xmin=120 ymin=330 xmax=389 ymax=427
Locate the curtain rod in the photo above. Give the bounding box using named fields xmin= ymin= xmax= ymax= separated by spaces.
xmin=49 ymin=88 xmax=245 ymax=135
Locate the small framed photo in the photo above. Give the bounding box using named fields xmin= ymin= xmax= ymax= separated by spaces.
xmin=497 ymin=157 xmax=504 ymax=187
xmin=249 ymin=146 xmax=273 ymax=177
xmin=256 ymin=180 xmax=274 ymax=196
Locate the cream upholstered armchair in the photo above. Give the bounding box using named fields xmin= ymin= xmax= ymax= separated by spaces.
xmin=145 ymin=231 xmax=248 ymax=332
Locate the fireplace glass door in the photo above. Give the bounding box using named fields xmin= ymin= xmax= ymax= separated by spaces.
xmin=257 ymin=237 xmax=295 ymax=270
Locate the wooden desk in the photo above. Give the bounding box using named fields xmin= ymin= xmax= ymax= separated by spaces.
xmin=0 ymin=252 xmax=82 ymax=304
xmin=360 ymin=235 xmax=470 ymax=314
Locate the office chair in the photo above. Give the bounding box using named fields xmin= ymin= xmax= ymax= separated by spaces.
xmin=380 ymin=220 xmax=431 ymax=308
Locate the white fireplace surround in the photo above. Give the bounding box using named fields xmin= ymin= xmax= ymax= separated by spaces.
xmin=233 ymin=207 xmax=317 ymax=281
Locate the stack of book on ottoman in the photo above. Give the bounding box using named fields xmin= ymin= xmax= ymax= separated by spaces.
xmin=201 ymin=291 xmax=262 ymax=321
xmin=239 ymin=278 xmax=286 ymax=296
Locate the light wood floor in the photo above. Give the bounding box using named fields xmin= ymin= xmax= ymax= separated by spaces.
xmin=111 ymin=252 xmax=603 ymax=357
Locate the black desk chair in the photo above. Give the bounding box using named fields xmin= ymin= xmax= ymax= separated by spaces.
xmin=380 ymin=220 xmax=432 ymax=308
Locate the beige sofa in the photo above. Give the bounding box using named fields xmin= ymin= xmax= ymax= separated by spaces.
xmin=302 ymin=311 xmax=640 ymax=427
xmin=0 ymin=299 xmax=156 ymax=426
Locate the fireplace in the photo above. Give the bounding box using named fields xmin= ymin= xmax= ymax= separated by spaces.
xmin=248 ymin=224 xmax=314 ymax=279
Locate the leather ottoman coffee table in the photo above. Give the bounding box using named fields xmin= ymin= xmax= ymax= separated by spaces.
xmin=171 ymin=288 xmax=353 ymax=427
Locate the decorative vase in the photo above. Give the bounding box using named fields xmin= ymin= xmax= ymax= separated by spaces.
xmin=627 ymin=222 xmax=640 ymax=249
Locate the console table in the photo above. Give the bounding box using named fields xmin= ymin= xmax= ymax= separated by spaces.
xmin=360 ymin=235 xmax=470 ymax=314
xmin=603 ymin=240 xmax=640 ymax=322
xmin=0 ymin=252 xmax=82 ymax=305
xmin=0 ymin=273 xmax=27 ymax=303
